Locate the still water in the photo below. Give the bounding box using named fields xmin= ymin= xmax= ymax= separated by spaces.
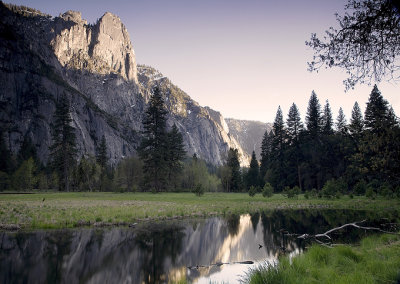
xmin=1 ymin=209 xmax=397 ymax=283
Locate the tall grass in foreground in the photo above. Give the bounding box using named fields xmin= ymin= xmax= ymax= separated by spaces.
xmin=246 ymin=234 xmax=400 ymax=284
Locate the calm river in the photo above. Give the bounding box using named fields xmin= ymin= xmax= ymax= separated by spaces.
xmin=1 ymin=209 xmax=397 ymax=283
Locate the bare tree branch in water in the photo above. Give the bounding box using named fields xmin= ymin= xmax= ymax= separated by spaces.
xmin=293 ymin=220 xmax=399 ymax=247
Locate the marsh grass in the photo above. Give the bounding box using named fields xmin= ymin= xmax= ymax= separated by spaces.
xmin=246 ymin=234 xmax=400 ymax=284
xmin=0 ymin=192 xmax=399 ymax=229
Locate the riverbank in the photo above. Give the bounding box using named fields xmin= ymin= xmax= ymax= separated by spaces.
xmin=247 ymin=233 xmax=400 ymax=283
xmin=0 ymin=192 xmax=399 ymax=229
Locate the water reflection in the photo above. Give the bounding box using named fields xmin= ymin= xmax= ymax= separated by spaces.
xmin=0 ymin=210 xmax=397 ymax=284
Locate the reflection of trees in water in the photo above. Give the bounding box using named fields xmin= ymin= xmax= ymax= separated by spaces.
xmin=260 ymin=209 xmax=400 ymax=251
xmin=225 ymin=214 xmax=240 ymax=236
xmin=250 ymin=212 xmax=260 ymax=233
xmin=2 ymin=210 xmax=398 ymax=284
xmin=44 ymin=230 xmax=74 ymax=283
xmin=134 ymin=223 xmax=186 ymax=283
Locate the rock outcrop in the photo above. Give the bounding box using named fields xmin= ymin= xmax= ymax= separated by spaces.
xmin=0 ymin=3 xmax=250 ymax=166
xmin=51 ymin=10 xmax=137 ymax=83
xmin=225 ymin=118 xmax=272 ymax=159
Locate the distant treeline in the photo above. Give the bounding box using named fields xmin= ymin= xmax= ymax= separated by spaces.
xmin=0 ymin=85 xmax=399 ymax=198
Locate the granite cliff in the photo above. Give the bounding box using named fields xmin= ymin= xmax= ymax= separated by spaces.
xmin=0 ymin=3 xmax=250 ymax=166
xmin=225 ymin=118 xmax=272 ymax=159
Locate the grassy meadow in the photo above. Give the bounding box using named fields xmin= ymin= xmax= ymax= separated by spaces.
xmin=0 ymin=192 xmax=399 ymax=229
xmin=247 ymin=233 xmax=400 ymax=284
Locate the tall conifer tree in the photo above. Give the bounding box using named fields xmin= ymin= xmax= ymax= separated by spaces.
xmin=349 ymin=102 xmax=364 ymax=138
xmin=139 ymin=86 xmax=168 ymax=192
xmin=336 ymin=107 xmax=347 ymax=134
xmin=246 ymin=150 xmax=260 ymax=188
xmin=305 ymin=91 xmax=322 ymax=138
xmin=166 ymin=123 xmax=186 ymax=189
xmin=322 ymin=100 xmax=333 ymax=134
xmin=49 ymin=95 xmax=77 ymax=191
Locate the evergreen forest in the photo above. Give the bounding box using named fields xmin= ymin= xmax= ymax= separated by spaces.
xmin=1 ymin=85 xmax=399 ymax=199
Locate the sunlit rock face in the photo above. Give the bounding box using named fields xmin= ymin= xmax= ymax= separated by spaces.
xmin=225 ymin=118 xmax=272 ymax=159
xmin=0 ymin=3 xmax=250 ymax=166
xmin=51 ymin=11 xmax=138 ymax=83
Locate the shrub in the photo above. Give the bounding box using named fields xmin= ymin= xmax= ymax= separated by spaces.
xmin=353 ymin=180 xmax=367 ymax=195
xmin=321 ymin=179 xmax=344 ymax=199
xmin=248 ymin=186 xmax=257 ymax=197
xmin=284 ymin=186 xmax=300 ymax=199
xmin=193 ymin=183 xmax=204 ymax=197
xmin=365 ymin=187 xmax=376 ymax=199
xmin=262 ymin=182 xmax=274 ymax=198
xmin=379 ymin=184 xmax=393 ymax=198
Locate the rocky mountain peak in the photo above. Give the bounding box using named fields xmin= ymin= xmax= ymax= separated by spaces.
xmin=60 ymin=10 xmax=86 ymax=24
xmin=51 ymin=10 xmax=137 ymax=83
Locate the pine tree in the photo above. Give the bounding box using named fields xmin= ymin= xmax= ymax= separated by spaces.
xmin=286 ymin=103 xmax=303 ymax=189
xmin=322 ymin=100 xmax=333 ymax=135
xmin=226 ymin=148 xmax=241 ymax=192
xmin=269 ymin=106 xmax=287 ymax=191
xmin=0 ymin=130 xmax=15 ymax=175
xmin=349 ymin=102 xmax=364 ymax=138
xmin=364 ymin=85 xmax=391 ymax=132
xmin=246 ymin=150 xmax=260 ymax=188
xmin=49 ymin=95 xmax=77 ymax=191
xmin=18 ymin=135 xmax=38 ymax=165
xmin=286 ymin=103 xmax=303 ymax=145
xmin=305 ymin=91 xmax=322 ymax=138
xmin=259 ymin=130 xmax=272 ymax=183
xmin=336 ymin=107 xmax=347 ymax=134
xmin=139 ymin=86 xmax=168 ymax=192
xmin=272 ymin=106 xmax=285 ymax=152
xmin=166 ymin=123 xmax=186 ymax=189
xmin=96 ymin=135 xmax=108 ymax=169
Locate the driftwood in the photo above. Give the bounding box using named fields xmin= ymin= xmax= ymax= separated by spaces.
xmin=187 ymin=260 xmax=254 ymax=270
xmin=293 ymin=220 xmax=399 ymax=247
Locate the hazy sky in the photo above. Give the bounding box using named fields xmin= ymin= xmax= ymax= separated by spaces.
xmin=6 ymin=0 xmax=400 ymax=123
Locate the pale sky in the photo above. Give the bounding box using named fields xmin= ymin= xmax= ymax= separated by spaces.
xmin=6 ymin=0 xmax=400 ymax=123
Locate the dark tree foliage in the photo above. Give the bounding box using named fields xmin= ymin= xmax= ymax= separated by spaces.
xmin=286 ymin=103 xmax=303 ymax=146
xmin=305 ymin=91 xmax=322 ymax=138
xmin=357 ymin=85 xmax=400 ymax=184
xmin=226 ymin=148 xmax=242 ymax=192
xmin=246 ymin=150 xmax=260 ymax=189
xmin=286 ymin=103 xmax=304 ymax=189
xmin=18 ymin=135 xmax=38 ymax=165
xmin=165 ymin=123 xmax=186 ymax=189
xmin=139 ymin=86 xmax=169 ymax=192
xmin=260 ymin=130 xmax=273 ymax=183
xmin=259 ymin=86 xmax=399 ymax=194
xmin=349 ymin=101 xmax=364 ymax=139
xmin=0 ymin=130 xmax=15 ymax=174
xmin=307 ymin=0 xmax=400 ymax=90
xmin=49 ymin=95 xmax=77 ymax=192
xmin=96 ymin=135 xmax=108 ymax=169
xmin=267 ymin=106 xmax=287 ymax=191
xmin=336 ymin=107 xmax=348 ymax=134
xmin=322 ymin=100 xmax=334 ymax=135
xmin=364 ymin=85 xmax=393 ymax=132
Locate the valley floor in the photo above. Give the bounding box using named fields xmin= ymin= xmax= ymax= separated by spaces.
xmin=0 ymin=192 xmax=399 ymax=229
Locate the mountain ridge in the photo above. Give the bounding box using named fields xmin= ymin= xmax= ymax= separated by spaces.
xmin=0 ymin=3 xmax=255 ymax=166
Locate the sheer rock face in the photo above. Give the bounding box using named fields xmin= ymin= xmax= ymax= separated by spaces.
xmin=225 ymin=119 xmax=272 ymax=160
xmin=0 ymin=3 xmax=250 ymax=166
xmin=51 ymin=11 xmax=137 ymax=83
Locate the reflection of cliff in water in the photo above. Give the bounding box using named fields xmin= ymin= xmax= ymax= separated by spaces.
xmin=1 ymin=209 xmax=396 ymax=283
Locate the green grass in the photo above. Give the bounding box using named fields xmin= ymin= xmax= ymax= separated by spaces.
xmin=247 ymin=233 xmax=400 ymax=284
xmin=0 ymin=192 xmax=399 ymax=229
